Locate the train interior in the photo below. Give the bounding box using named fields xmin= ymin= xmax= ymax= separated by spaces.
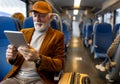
xmin=1 ymin=0 xmax=120 ymax=84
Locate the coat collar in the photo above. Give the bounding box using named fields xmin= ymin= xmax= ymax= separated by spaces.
xmin=24 ymin=27 xmax=55 ymax=54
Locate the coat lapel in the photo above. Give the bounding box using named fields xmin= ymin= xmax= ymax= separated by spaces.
xmin=39 ymin=27 xmax=54 ymax=54
xmin=22 ymin=28 xmax=35 ymax=44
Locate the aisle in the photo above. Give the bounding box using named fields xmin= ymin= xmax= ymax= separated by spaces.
xmin=63 ymin=23 xmax=108 ymax=84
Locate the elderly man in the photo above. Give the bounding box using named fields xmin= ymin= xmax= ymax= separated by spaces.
xmin=1 ymin=1 xmax=65 ymax=84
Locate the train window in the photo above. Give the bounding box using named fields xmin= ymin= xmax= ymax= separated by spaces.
xmin=0 ymin=0 xmax=26 ymax=17
xmin=0 ymin=12 xmax=11 ymax=17
xmin=104 ymin=13 xmax=112 ymax=24
xmin=98 ymin=15 xmax=102 ymax=23
xmin=115 ymin=8 xmax=120 ymax=24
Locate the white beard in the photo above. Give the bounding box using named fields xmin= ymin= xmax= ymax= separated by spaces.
xmin=34 ymin=22 xmax=49 ymax=32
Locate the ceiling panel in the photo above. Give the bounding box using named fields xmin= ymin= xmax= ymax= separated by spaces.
xmin=21 ymin=0 xmax=116 ymax=21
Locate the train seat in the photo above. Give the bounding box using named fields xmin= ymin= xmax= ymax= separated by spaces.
xmin=0 ymin=16 xmax=18 ymax=81
xmin=113 ymin=23 xmax=120 ymax=40
xmin=50 ymin=19 xmax=60 ymax=30
xmin=93 ymin=23 xmax=113 ymax=59
xmin=62 ymin=22 xmax=71 ymax=51
xmin=13 ymin=18 xmax=23 ymax=30
xmin=84 ymin=24 xmax=93 ymax=47
xmin=81 ymin=24 xmax=86 ymax=39
xmin=23 ymin=17 xmax=34 ymax=28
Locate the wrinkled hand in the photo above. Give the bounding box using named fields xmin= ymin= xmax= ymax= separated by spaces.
xmin=17 ymin=45 xmax=39 ymax=61
xmin=6 ymin=44 xmax=18 ymax=60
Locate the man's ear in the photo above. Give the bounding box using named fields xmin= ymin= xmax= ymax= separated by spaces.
xmin=49 ymin=13 xmax=53 ymax=21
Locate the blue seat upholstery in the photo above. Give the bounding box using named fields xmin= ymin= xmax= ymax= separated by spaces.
xmin=62 ymin=22 xmax=70 ymax=45
xmin=62 ymin=22 xmax=71 ymax=52
xmin=113 ymin=23 xmax=120 ymax=40
xmin=81 ymin=24 xmax=86 ymax=39
xmin=0 ymin=16 xmax=18 ymax=39
xmin=23 ymin=17 xmax=34 ymax=28
xmin=50 ymin=19 xmax=60 ymax=30
xmin=0 ymin=16 xmax=18 ymax=81
xmin=84 ymin=24 xmax=93 ymax=47
xmin=13 ymin=18 xmax=23 ymax=30
xmin=93 ymin=23 xmax=113 ymax=58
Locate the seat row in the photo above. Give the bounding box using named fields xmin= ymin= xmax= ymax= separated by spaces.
xmin=81 ymin=22 xmax=120 ymax=82
xmin=81 ymin=23 xmax=120 ymax=59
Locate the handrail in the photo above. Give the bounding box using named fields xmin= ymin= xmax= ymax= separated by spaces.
xmin=52 ymin=13 xmax=63 ymax=32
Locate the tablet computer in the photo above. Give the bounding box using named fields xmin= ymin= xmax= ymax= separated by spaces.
xmin=4 ymin=30 xmax=27 ymax=47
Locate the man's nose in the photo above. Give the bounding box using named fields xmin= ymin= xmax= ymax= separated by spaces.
xmin=36 ymin=17 xmax=40 ymax=22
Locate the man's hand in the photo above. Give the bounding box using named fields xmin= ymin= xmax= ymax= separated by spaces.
xmin=6 ymin=45 xmax=18 ymax=60
xmin=17 ymin=45 xmax=39 ymax=61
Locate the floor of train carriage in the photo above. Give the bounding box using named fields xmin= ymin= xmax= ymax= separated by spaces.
xmin=63 ymin=24 xmax=118 ymax=84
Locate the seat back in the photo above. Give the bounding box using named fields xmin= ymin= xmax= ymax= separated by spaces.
xmin=113 ymin=23 xmax=120 ymax=40
xmin=93 ymin=23 xmax=113 ymax=58
xmin=0 ymin=16 xmax=18 ymax=81
xmin=0 ymin=16 xmax=18 ymax=39
xmin=84 ymin=24 xmax=93 ymax=47
xmin=62 ymin=22 xmax=70 ymax=45
xmin=50 ymin=19 xmax=59 ymax=30
xmin=82 ymin=24 xmax=86 ymax=39
xmin=13 ymin=18 xmax=23 ymax=30
xmin=23 ymin=17 xmax=34 ymax=28
xmin=86 ymin=24 xmax=93 ymax=40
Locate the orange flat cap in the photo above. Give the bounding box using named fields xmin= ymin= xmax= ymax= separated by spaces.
xmin=31 ymin=1 xmax=52 ymax=13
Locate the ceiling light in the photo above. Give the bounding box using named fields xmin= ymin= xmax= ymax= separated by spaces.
xmin=73 ymin=9 xmax=78 ymax=15
xmin=74 ymin=0 xmax=81 ymax=8
xmin=73 ymin=16 xmax=76 ymax=20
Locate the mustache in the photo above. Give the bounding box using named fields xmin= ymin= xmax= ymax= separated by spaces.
xmin=34 ymin=22 xmax=44 ymax=25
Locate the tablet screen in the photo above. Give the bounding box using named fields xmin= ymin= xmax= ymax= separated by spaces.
xmin=4 ymin=30 xmax=27 ymax=47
